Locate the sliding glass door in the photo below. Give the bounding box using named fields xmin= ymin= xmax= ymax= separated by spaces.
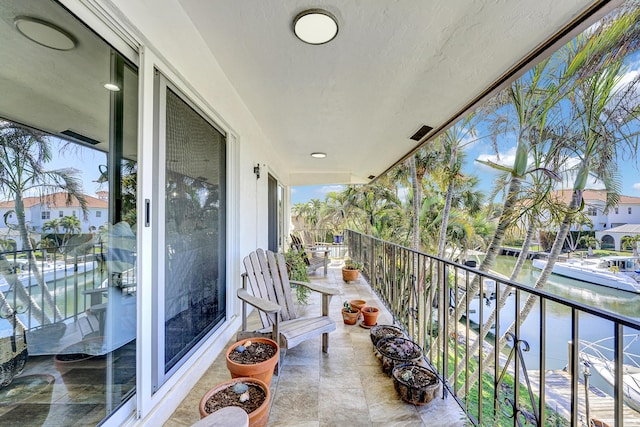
xmin=154 ymin=75 xmax=227 ymax=385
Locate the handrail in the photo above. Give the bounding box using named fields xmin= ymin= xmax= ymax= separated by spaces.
xmin=345 ymin=229 xmax=640 ymax=426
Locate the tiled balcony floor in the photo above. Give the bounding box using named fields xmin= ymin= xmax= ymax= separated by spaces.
xmin=164 ymin=263 xmax=466 ymax=427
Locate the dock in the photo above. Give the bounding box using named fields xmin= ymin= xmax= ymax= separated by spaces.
xmin=528 ymin=369 xmax=640 ymax=426
xmin=500 ymin=247 xmax=548 ymax=260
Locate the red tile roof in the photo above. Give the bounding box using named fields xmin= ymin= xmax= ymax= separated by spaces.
xmin=0 ymin=192 xmax=108 ymax=209
xmin=549 ymin=189 xmax=640 ymax=205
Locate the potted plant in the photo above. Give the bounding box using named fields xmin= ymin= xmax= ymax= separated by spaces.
xmin=370 ymin=324 xmax=405 ymax=347
xmin=342 ymin=259 xmax=362 ymax=283
xmin=199 ymin=377 xmax=270 ymax=427
xmin=376 ymin=336 xmax=423 ymax=376
xmin=348 ymin=299 xmax=366 ymax=312
xmin=361 ymin=306 xmax=380 ymax=327
xmin=392 ymin=364 xmax=440 ymax=405
xmin=225 ymin=338 xmax=279 ymax=387
xmin=341 ymin=301 xmax=360 ymax=325
xmin=283 ymin=249 xmax=311 ymax=304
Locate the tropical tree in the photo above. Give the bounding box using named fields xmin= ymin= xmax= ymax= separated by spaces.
xmin=580 ymin=235 xmax=599 ymax=256
xmin=621 ymin=235 xmax=640 ymax=256
xmin=464 ymin=12 xmax=640 ymax=394
xmin=0 ymin=122 xmax=87 ymax=325
xmin=435 ymin=115 xmax=481 ymax=259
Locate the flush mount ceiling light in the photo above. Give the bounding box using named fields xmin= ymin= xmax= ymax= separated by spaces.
xmin=293 ymin=9 xmax=338 ymax=45
xmin=14 ymin=16 xmax=76 ymax=51
xmin=310 ymin=152 xmax=327 ymax=158
xmin=103 ymin=83 xmax=121 ymax=92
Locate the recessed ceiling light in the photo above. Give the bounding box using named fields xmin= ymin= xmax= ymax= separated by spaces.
xmin=103 ymin=83 xmax=121 ymax=92
xmin=311 ymin=152 xmax=327 ymax=158
xmin=293 ymin=9 xmax=338 ymax=45
xmin=14 ymin=16 xmax=76 ymax=51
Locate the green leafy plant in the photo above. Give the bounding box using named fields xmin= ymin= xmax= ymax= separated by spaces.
xmin=284 ymin=249 xmax=311 ymax=304
xmin=343 ymin=259 xmax=363 ymax=271
xmin=343 ymin=301 xmax=357 ymax=313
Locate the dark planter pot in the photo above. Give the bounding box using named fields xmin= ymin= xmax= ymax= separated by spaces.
xmin=370 ymin=324 xmax=405 ymax=347
xmin=376 ymin=337 xmax=423 ymax=376
xmin=392 ymin=364 xmax=439 ymax=405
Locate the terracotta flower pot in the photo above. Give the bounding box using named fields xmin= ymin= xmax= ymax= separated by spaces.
xmin=361 ymin=306 xmax=379 ymax=326
xmin=225 ymin=338 xmax=279 ymax=387
xmin=348 ymin=299 xmax=366 ymax=312
xmin=342 ymin=268 xmax=359 ymax=283
xmin=341 ymin=308 xmax=360 ymax=325
xmin=199 ymin=377 xmax=270 ymax=427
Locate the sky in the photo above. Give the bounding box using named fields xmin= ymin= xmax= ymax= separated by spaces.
xmin=291 ymin=142 xmax=640 ymax=205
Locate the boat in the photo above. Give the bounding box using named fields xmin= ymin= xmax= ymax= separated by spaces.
xmin=579 ymin=335 xmax=640 ymax=413
xmin=0 ymin=260 xmax=97 ymax=293
xmin=532 ymin=256 xmax=640 ymax=293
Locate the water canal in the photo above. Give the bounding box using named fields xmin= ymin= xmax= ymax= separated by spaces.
xmin=466 ymin=255 xmax=640 ymax=395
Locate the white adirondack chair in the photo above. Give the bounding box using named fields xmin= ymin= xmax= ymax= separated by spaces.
xmin=237 ymin=248 xmax=338 ymax=371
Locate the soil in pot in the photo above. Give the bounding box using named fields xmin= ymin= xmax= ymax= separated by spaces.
xmin=226 ymin=338 xmax=279 ymax=387
xmin=392 ymin=364 xmax=440 ymax=405
xmin=200 ymin=377 xmax=270 ymax=427
xmin=376 ymin=337 xmax=423 ymax=376
xmin=370 ymin=325 xmax=405 ymax=347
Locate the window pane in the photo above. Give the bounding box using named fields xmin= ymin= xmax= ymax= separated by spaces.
xmin=164 ymin=88 xmax=226 ymax=372
xmin=0 ymin=1 xmax=138 ymax=424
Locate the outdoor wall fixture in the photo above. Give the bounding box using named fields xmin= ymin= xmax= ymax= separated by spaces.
xmin=293 ymin=9 xmax=338 ymax=45
xmin=310 ymin=152 xmax=327 ymax=158
xmin=253 ymin=164 xmax=261 ymax=179
xmin=14 ymin=16 xmax=76 ymax=51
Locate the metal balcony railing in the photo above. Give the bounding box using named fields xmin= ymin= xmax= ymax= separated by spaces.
xmin=0 ymin=243 xmax=110 ymax=331
xmin=345 ymin=229 xmax=640 ymax=427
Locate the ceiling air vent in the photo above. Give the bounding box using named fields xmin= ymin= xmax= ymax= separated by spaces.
xmin=409 ymin=125 xmax=433 ymax=141
xmin=61 ymin=129 xmax=100 ymax=145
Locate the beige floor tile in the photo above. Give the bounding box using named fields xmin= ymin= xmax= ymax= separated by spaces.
xmin=164 ymin=264 xmax=466 ymax=427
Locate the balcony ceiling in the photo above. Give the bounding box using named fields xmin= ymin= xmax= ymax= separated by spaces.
xmin=177 ymin=0 xmax=606 ymax=186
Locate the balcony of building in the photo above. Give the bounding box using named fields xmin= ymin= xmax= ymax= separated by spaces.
xmin=166 ymin=256 xmax=465 ymax=427
xmin=167 ymin=230 xmax=640 ymax=426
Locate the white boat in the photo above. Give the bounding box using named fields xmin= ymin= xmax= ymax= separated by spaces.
xmin=0 ymin=260 xmax=97 ymax=293
xmin=532 ymin=256 xmax=640 ymax=293
xmin=580 ymin=335 xmax=640 ymax=413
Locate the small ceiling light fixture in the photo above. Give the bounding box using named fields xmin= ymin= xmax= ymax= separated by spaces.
xmin=310 ymin=152 xmax=327 ymax=158
xmin=103 ymin=83 xmax=121 ymax=92
xmin=14 ymin=16 xmax=76 ymax=51
xmin=293 ymin=9 xmax=338 ymax=45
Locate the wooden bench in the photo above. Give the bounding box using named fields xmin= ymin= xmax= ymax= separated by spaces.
xmin=290 ymin=234 xmax=329 ymax=276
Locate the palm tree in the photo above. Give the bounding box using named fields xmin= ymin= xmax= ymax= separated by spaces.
xmin=0 ymin=123 xmax=87 ymax=324
xmin=466 ymin=22 xmax=640 ymax=394
xmin=435 ymin=115 xmax=481 ymax=259
xmin=580 ymin=235 xmax=599 ymax=256
xmin=621 ymin=235 xmax=640 ymax=256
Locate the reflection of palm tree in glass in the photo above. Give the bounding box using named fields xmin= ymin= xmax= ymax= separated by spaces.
xmin=0 ymin=122 xmax=87 ymax=325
